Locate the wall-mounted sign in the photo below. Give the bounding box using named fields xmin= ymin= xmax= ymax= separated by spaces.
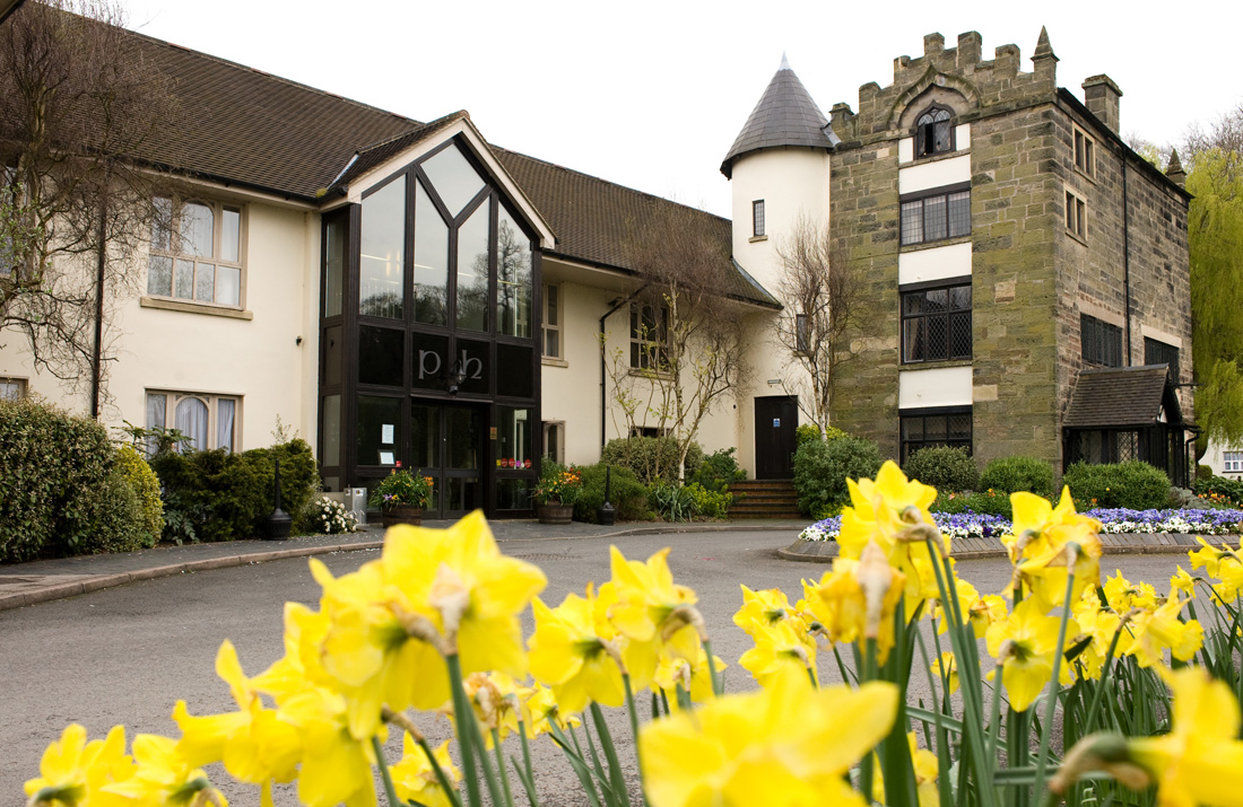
xmin=416 ymin=348 xmax=485 ymax=382
xmin=381 ymin=424 xmax=395 ymax=443
xmin=379 ymin=451 xmax=395 ymax=465
xmin=772 ymin=418 xmax=781 ymax=428
xmin=489 ymin=426 xmax=498 ymax=440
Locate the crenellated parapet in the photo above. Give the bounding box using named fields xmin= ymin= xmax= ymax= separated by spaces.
xmin=830 ymin=28 xmax=1060 ymax=147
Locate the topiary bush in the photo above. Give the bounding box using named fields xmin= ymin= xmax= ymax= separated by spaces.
xmin=792 ymin=436 xmax=883 ymax=519
xmin=572 ymin=463 xmax=651 ymax=523
xmin=115 ymin=444 xmax=164 ymax=548
xmin=979 ymin=455 xmax=1056 ymax=498
xmin=902 ymin=446 xmax=979 ymax=492
xmin=0 ymin=398 xmax=147 ymax=562
xmin=1063 ymin=461 xmax=1171 ymax=510
xmin=690 ymin=447 xmax=746 ymax=493
xmin=601 ymin=436 xmax=702 ymax=484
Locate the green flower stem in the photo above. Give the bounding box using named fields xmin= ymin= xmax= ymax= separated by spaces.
xmin=370 ymin=735 xmax=402 ymax=807
xmin=417 ymin=735 xmax=464 ymax=807
xmin=491 ymin=728 xmax=516 ymax=807
xmin=590 ymin=702 xmax=630 ymax=807
xmin=469 ymin=717 xmax=507 ymax=807
xmin=622 ymin=673 xmax=649 ymax=806
xmin=516 ymin=721 xmax=541 ymax=807
xmin=1082 ymin=621 xmax=1127 ymax=733
xmin=986 ymin=663 xmax=1004 ymax=766
xmin=702 ymin=638 xmax=723 ymax=697
xmin=446 ymin=653 xmax=483 ymax=807
xmin=1032 ymin=561 xmax=1079 ymax=802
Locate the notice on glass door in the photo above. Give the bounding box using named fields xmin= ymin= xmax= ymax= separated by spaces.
xmin=381 ymin=424 xmax=394 ymax=444
xmin=379 ymin=451 xmax=395 ymax=466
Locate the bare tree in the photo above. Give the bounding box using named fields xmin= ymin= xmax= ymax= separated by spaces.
xmin=774 ymin=214 xmax=868 ymax=434
xmin=0 ymin=0 xmax=179 ymax=412
xmin=604 ymin=204 xmax=745 ymax=480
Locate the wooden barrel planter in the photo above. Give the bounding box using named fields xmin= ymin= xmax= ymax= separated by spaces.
xmin=537 ymin=502 xmax=574 ymax=524
xmin=381 ymin=505 xmax=425 ymax=527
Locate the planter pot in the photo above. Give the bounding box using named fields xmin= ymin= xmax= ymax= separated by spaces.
xmin=538 ymin=502 xmax=574 ymax=525
xmin=381 ymin=505 xmax=425 ymax=527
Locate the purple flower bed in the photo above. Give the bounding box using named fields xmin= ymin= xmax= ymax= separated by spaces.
xmin=799 ymin=507 xmax=1243 ymax=543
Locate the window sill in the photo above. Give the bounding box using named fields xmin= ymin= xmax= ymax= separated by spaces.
xmin=748 ymin=235 xmax=768 ymax=243
xmin=900 ymin=358 xmax=973 ymax=370
xmin=1064 ymin=229 xmax=1089 ymax=247
xmin=140 ymin=296 xmax=253 ymax=320
xmin=901 ymin=148 xmax=970 ymax=167
xmin=542 ymin=356 xmax=569 ymax=368
xmin=899 ymin=234 xmax=972 ymax=254
xmin=1073 ymin=165 xmax=1097 ymax=185
xmin=628 ymin=367 xmax=674 ymax=381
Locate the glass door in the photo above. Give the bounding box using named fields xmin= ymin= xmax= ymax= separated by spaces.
xmin=411 ymin=402 xmax=485 ymax=518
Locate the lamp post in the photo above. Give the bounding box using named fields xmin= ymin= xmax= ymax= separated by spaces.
xmin=597 ymin=464 xmax=616 ymax=525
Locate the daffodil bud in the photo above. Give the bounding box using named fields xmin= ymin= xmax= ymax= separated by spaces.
xmin=1051 ymin=733 xmax=1149 ymax=794
xmin=857 ymin=542 xmax=897 ymax=640
xmin=429 ymin=563 xmax=471 ymax=643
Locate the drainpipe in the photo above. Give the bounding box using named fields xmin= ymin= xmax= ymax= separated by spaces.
xmin=90 ymin=192 xmax=107 ymax=419
xmin=1121 ymin=153 xmax=1132 ymax=366
xmin=599 ymin=284 xmax=648 ymax=450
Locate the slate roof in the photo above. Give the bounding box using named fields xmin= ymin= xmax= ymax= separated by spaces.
xmin=721 ymin=59 xmax=838 ymax=178
xmin=1062 ymin=365 xmax=1179 ymax=428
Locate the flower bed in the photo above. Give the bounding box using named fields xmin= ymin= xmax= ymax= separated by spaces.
xmin=800 ymin=506 xmax=1243 ymax=542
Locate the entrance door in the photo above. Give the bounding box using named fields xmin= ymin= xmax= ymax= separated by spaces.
xmin=755 ymin=396 xmax=798 ymax=479
xmin=411 ymin=402 xmax=485 ymax=518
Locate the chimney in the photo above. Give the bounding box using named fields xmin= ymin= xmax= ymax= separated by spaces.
xmin=1165 ymin=149 xmax=1187 ymax=188
xmin=1082 ymin=74 xmax=1122 ymax=133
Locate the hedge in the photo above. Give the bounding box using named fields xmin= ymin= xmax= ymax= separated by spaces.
xmin=572 ymin=463 xmax=651 ymax=523
xmin=1062 ymin=461 xmax=1171 ymax=510
xmin=600 ymin=436 xmax=703 ymax=484
xmin=902 ymin=446 xmax=979 ymax=492
xmin=792 ymin=436 xmax=883 ymax=519
xmin=978 ymin=455 xmax=1056 ymax=498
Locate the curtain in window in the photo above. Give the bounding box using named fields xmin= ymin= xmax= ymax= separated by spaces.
xmin=145 ymin=393 xmax=167 ymax=455
xmin=217 ymin=399 xmax=235 ymax=452
xmin=175 ymin=396 xmax=209 ymax=451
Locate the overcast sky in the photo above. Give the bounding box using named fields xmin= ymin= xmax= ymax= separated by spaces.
xmin=116 ymin=0 xmax=1241 ymax=217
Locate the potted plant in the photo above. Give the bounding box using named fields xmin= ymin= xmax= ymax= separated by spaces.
xmin=534 ymin=465 xmax=582 ymax=524
xmin=368 ymin=469 xmax=434 ymax=527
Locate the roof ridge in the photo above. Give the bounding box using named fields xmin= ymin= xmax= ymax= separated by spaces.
xmin=492 ymin=145 xmax=729 ymax=225
xmin=119 ymin=21 xmax=421 ymax=128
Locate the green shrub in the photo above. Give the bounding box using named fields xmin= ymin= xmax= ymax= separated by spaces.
xmin=931 ymin=489 xmax=1021 ymax=518
xmin=1197 ymin=464 xmax=1215 ymax=481
xmin=979 ymin=456 xmax=1056 ymax=498
xmin=795 ymin=423 xmax=821 ymax=445
xmin=115 ymin=444 xmax=164 ymax=548
xmin=0 ymin=398 xmax=147 ymax=562
xmin=648 ymin=482 xmax=698 ymax=522
xmin=601 ymin=436 xmax=702 ymax=484
xmin=1193 ymin=475 xmax=1243 ymax=508
xmin=792 ymin=436 xmax=882 ymax=519
xmin=690 ymin=447 xmax=746 ymax=493
xmin=573 ymin=463 xmax=651 ymax=523
xmin=902 ymin=446 xmax=979 ymax=492
xmin=686 ymin=482 xmax=733 ymax=519
xmin=1063 ymin=461 xmax=1171 ymax=510
xmin=824 ymin=425 xmax=849 ymax=442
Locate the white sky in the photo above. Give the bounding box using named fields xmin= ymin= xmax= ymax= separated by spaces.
xmin=117 ymin=0 xmax=1242 ymax=217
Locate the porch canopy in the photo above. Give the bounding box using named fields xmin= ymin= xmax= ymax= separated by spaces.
xmin=1062 ymin=364 xmax=1187 ymax=482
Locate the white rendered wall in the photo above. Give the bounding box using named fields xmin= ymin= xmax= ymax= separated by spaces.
xmin=898 ymin=242 xmax=973 ymax=285
xmin=898 ymin=125 xmax=970 ymax=164
xmin=898 ymin=153 xmax=971 ymax=195
xmin=898 ymin=366 xmax=973 ymax=409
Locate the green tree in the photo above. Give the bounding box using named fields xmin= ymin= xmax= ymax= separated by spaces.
xmin=1185 ymin=117 xmax=1243 ymax=443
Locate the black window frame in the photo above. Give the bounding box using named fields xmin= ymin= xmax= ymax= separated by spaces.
xmin=900 ymin=277 xmax=972 ymax=364
xmin=1144 ymin=337 xmax=1180 ymax=381
xmin=914 ymin=104 xmax=956 ymax=158
xmin=752 ymin=199 xmax=765 ymax=238
xmin=900 ymin=405 xmax=972 ymax=464
xmin=630 ymin=302 xmax=669 ymax=371
xmin=900 ymin=182 xmax=971 ymax=246
xmin=1065 ymin=188 xmax=1087 ymax=239
xmin=1081 ymin=314 xmax=1123 ymax=367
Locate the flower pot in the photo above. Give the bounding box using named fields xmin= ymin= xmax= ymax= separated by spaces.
xmin=538 ymin=502 xmax=574 ymax=525
xmin=381 ymin=505 xmax=424 ymax=527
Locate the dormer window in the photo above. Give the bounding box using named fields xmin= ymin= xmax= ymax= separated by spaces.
xmin=915 ymin=105 xmax=954 ymax=158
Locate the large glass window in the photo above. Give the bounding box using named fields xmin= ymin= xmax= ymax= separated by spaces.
xmin=543 ymin=284 xmax=561 ymax=358
xmin=497 ymin=207 xmax=532 ymax=338
xmin=421 ymin=143 xmax=485 ymax=217
xmin=900 ymin=407 xmax=971 ymax=463
xmin=456 ymin=203 xmax=490 ymax=332
xmin=357 ymin=395 xmax=401 ymax=466
xmin=324 ymin=216 xmax=345 ymax=317
xmin=1081 ymin=314 xmax=1122 ymax=367
xmin=359 ymin=177 xmax=405 ymax=319
xmin=413 ymin=180 xmax=448 ymax=325
xmin=147 ymin=198 xmax=243 ymax=307
xmin=901 ymin=188 xmax=970 ymax=246
xmin=146 ymin=390 xmax=240 ymax=453
xmin=902 ymin=282 xmax=971 ymax=363
xmin=498 ymin=407 xmax=533 ymax=470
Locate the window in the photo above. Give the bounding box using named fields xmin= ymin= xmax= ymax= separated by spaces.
xmin=630 ymin=426 xmax=669 ymax=438
xmin=630 ymin=303 xmax=669 ymax=370
xmin=795 ymin=313 xmax=810 ymax=354
xmin=1224 ymin=451 xmax=1243 ymax=473
xmin=0 ymin=377 xmax=26 ymax=400
xmin=1081 ymin=314 xmax=1123 ymax=367
xmin=542 ymin=421 xmax=565 ymax=463
xmin=1073 ymin=128 xmax=1095 ymax=176
xmin=146 ymin=390 xmax=240 ymax=452
xmin=1065 ymin=189 xmax=1087 ymax=239
xmin=900 ymin=406 xmax=971 ymax=463
xmin=914 ymin=105 xmax=954 ymax=158
xmin=752 ymin=200 xmax=766 ymax=237
xmin=1144 ymin=337 xmax=1180 ymax=380
xmin=147 ymin=198 xmax=243 ymax=307
xmin=543 ymin=283 xmax=561 ymax=358
xmin=1 ymin=167 xmax=17 ymax=276
xmin=902 ymin=282 xmax=972 ymax=363
xmin=900 ymin=187 xmax=970 ymax=246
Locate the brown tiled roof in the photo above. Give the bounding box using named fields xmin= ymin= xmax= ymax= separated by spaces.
xmin=1063 ymin=365 xmax=1177 ymax=428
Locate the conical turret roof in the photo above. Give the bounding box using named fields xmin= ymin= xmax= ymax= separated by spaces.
xmin=721 ymin=56 xmax=837 ymax=178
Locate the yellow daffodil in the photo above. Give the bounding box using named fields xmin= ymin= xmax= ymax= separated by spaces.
xmin=932 ymin=651 xmax=959 ymax=695
xmin=1070 ymin=594 xmax=1123 ymax=680
xmin=640 ymin=667 xmax=897 ymax=807
xmin=738 ymin=618 xmax=818 ymax=687
xmin=1008 ymin=489 xmax=1102 ymax=608
xmin=651 ymin=643 xmax=723 ymax=709
xmin=25 ymin=724 xmax=133 ymax=807
xmin=1123 ymin=597 xmax=1203 ymax=668
xmin=520 ymin=684 xmax=581 ymax=738
xmin=1128 ymin=667 xmax=1243 ymax=807
xmin=936 ymin=578 xmax=1007 ymax=637
xmin=1169 ymin=566 xmax=1196 ymax=599
xmin=873 ymin=732 xmax=941 ymax=807
xmin=275 ymin=687 xmax=378 ymax=807
xmin=390 ymin=736 xmax=460 ymax=807
xmin=1103 ymin=571 xmax=1158 ymax=612
xmin=606 ymin=546 xmax=702 ymax=663
xmin=733 ymin=585 xmax=797 ymax=635
xmin=985 ymin=598 xmax=1075 ymax=712
xmin=802 ymin=546 xmax=905 ymax=662
xmin=102 ymin=734 xmax=227 ymax=806
xmin=463 ymin=671 xmax=525 ymax=745
xmin=528 ymin=587 xmax=627 ymax=714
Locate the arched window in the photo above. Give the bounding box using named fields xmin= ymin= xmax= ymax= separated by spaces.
xmin=915 ymin=105 xmax=954 ymax=158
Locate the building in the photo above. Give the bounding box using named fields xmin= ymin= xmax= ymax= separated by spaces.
xmin=0 ymin=18 xmax=1196 ymax=520
xmin=724 ymin=29 xmax=1193 ymax=481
